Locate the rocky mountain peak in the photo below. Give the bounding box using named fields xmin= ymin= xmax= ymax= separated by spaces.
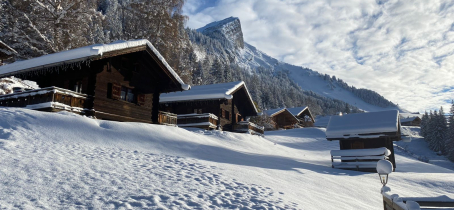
xmin=197 ymin=17 xmax=244 ymax=49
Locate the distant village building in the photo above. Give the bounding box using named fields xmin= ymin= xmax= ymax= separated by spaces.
xmin=287 ymin=106 xmax=315 ymax=127
xmin=326 ymin=110 xmax=402 ymax=171
xmin=264 ymin=108 xmax=299 ymax=130
xmin=0 ymin=39 xmax=190 ymax=124
xmin=400 ymin=116 xmax=421 ymax=126
xmin=159 ymin=81 xmax=263 ymax=135
xmin=0 ymin=41 xmax=17 ymax=65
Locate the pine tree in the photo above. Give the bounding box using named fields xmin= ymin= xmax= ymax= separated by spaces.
xmin=420 ymin=111 xmax=429 ymax=137
xmin=446 ymin=101 xmax=454 ymax=160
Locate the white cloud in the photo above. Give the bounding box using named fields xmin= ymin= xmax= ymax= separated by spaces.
xmin=184 ymin=0 xmax=454 ymax=112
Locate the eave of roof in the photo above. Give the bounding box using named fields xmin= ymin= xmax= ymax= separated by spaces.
xmin=160 ymin=81 xmax=258 ymax=114
xmin=0 ymin=39 xmax=190 ymax=91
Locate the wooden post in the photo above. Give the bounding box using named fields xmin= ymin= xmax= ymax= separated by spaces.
xmin=231 ymin=95 xmax=235 ymax=132
xmin=151 ymin=91 xmax=160 ymax=124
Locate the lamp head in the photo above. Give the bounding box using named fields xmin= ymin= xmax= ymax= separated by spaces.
xmin=376 ymin=160 xmax=393 ymax=186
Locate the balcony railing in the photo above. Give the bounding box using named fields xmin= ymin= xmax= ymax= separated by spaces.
xmin=0 ymin=86 xmax=93 ymax=114
xmin=233 ymin=121 xmax=265 ymax=136
xmin=158 ymin=111 xmax=177 ymax=126
xmin=177 ymin=113 xmax=218 ymax=129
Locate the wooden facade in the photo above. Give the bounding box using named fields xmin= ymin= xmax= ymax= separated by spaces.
xmin=338 ymin=137 xmax=397 ymax=171
xmin=266 ymin=108 xmax=299 ymax=130
xmin=0 ymin=40 xmax=188 ymax=124
xmin=326 ymin=110 xmax=402 ymax=171
xmin=287 ymin=106 xmax=316 ymax=127
xmin=400 ymin=116 xmax=421 ymax=126
xmin=160 ymin=89 xmax=256 ymax=130
xmin=159 ymin=81 xmax=260 ymax=132
xmin=0 ymin=87 xmax=93 ymax=114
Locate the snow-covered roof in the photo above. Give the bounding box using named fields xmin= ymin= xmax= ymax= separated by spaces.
xmin=0 ymin=39 xmax=189 ymax=90
xmin=160 ymin=81 xmax=257 ymax=113
xmin=286 ymin=106 xmax=308 ymax=116
xmin=400 ymin=116 xmax=420 ymax=123
xmin=263 ymin=108 xmax=299 ymax=122
xmin=264 ymin=108 xmax=286 ymax=117
xmin=326 ymin=110 xmax=400 ymax=139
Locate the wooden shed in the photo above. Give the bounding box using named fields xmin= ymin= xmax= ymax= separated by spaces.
xmin=159 ymin=81 xmax=263 ymax=134
xmin=0 ymin=39 xmax=190 ymax=124
xmin=264 ymin=108 xmax=299 ymax=130
xmin=287 ymin=106 xmax=315 ymax=127
xmin=400 ymin=116 xmax=421 ymax=126
xmin=0 ymin=41 xmax=17 ymax=65
xmin=326 ymin=110 xmax=402 ymax=171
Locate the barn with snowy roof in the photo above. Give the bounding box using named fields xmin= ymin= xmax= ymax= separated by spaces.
xmin=400 ymin=116 xmax=421 ymax=126
xmin=159 ymin=81 xmax=263 ymax=134
xmin=264 ymin=108 xmax=299 ymax=130
xmin=0 ymin=39 xmax=190 ymax=124
xmin=286 ymin=106 xmax=315 ymax=127
xmin=326 ymin=110 xmax=402 ymax=171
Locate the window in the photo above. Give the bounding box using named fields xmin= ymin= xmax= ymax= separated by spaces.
xmin=225 ymin=110 xmax=230 ymax=120
xmin=73 ymin=81 xmax=83 ymax=93
xmin=193 ymin=109 xmax=202 ymax=114
xmin=120 ymin=86 xmax=135 ymax=103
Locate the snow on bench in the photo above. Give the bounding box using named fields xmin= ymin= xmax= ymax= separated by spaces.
xmin=331 ymin=147 xmax=391 ymax=171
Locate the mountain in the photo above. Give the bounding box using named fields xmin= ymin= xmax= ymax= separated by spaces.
xmin=190 ymin=17 xmax=405 ymax=113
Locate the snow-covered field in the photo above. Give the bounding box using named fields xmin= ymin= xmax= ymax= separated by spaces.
xmin=0 ymin=108 xmax=452 ymax=209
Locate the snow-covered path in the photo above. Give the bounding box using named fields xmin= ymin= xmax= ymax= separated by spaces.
xmin=0 ymin=108 xmax=452 ymax=209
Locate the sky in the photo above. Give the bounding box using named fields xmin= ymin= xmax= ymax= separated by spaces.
xmin=183 ymin=0 xmax=454 ymax=113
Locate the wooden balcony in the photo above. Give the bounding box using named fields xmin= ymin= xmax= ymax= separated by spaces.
xmin=233 ymin=121 xmax=265 ymax=136
xmin=158 ymin=111 xmax=177 ymax=126
xmin=0 ymin=86 xmax=93 ymax=115
xmin=177 ymin=113 xmax=218 ymax=129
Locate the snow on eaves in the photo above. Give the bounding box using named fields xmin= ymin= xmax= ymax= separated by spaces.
xmin=160 ymin=81 xmax=257 ymax=113
xmin=263 ymin=108 xmax=286 ymax=117
xmin=0 ymin=39 xmax=190 ymax=90
xmin=263 ymin=108 xmax=299 ymax=122
xmin=326 ymin=110 xmax=400 ymax=139
xmin=286 ymin=106 xmax=309 ymax=116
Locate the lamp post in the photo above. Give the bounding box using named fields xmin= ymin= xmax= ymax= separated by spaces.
xmin=376 ymin=159 xmax=393 ymax=187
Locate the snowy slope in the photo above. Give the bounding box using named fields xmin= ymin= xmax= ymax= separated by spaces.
xmin=196 ymin=17 xmax=405 ymax=113
xmin=240 ymin=43 xmax=405 ymax=112
xmin=0 ymin=108 xmax=453 ymax=209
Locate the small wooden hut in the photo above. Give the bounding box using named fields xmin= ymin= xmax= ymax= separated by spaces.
xmin=0 ymin=41 xmax=17 ymax=65
xmin=0 ymin=39 xmax=190 ymax=125
xmin=287 ymin=106 xmax=315 ymax=127
xmin=264 ymin=108 xmax=299 ymax=130
xmin=159 ymin=81 xmax=263 ymax=134
xmin=400 ymin=116 xmax=421 ymax=126
xmin=326 ymin=110 xmax=401 ymax=171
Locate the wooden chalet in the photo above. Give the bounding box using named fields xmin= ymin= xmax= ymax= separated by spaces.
xmin=264 ymin=108 xmax=299 ymax=130
xmin=0 ymin=39 xmax=190 ymax=125
xmin=326 ymin=110 xmax=402 ymax=171
xmin=287 ymin=106 xmax=315 ymax=127
xmin=0 ymin=41 xmax=17 ymax=65
xmin=159 ymin=81 xmax=264 ymax=135
xmin=400 ymin=116 xmax=421 ymax=126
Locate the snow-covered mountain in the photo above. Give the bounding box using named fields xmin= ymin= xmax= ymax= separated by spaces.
xmin=192 ymin=17 xmax=405 ymax=113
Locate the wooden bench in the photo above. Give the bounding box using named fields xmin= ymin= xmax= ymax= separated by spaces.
xmin=331 ymin=147 xmax=391 ymax=171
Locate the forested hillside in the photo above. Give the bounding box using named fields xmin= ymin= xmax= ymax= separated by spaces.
xmin=0 ymin=0 xmax=397 ymax=115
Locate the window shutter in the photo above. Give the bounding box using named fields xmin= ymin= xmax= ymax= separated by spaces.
xmin=137 ymin=94 xmax=145 ymax=106
xmin=111 ymin=83 xmax=121 ymax=100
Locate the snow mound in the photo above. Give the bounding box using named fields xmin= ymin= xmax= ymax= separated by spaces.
xmin=0 ymin=76 xmax=39 ymax=95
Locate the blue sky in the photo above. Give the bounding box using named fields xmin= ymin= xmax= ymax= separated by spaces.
xmin=183 ymin=0 xmax=454 ymax=112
